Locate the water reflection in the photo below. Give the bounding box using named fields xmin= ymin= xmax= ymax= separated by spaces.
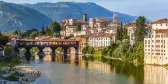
xmin=144 ymin=65 xmax=168 ymax=84
xmin=25 ymin=55 xmax=168 ymax=84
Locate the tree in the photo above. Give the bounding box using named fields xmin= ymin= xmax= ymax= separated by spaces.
xmin=49 ymin=21 xmax=61 ymax=33
xmin=88 ymin=47 xmax=94 ymax=54
xmin=116 ymin=23 xmax=128 ymax=40
xmin=4 ymin=47 xmax=13 ymax=60
xmin=134 ymin=16 xmax=146 ymax=42
xmin=116 ymin=23 xmax=122 ymax=41
xmin=65 ymin=34 xmax=74 ymax=39
xmin=0 ymin=31 xmax=2 ymax=36
xmin=0 ymin=36 xmax=9 ymax=47
xmin=131 ymin=42 xmax=144 ymax=64
xmin=102 ymin=47 xmax=109 ymax=56
xmin=41 ymin=24 xmax=45 ymax=35
xmin=113 ymin=39 xmax=130 ymax=58
xmin=82 ymin=46 xmax=89 ymax=54
xmin=29 ymin=31 xmax=38 ymax=39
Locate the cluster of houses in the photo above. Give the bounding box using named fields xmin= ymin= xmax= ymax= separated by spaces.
xmin=60 ymin=14 xmax=168 ymax=65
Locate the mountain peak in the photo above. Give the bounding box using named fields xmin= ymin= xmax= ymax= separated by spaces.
xmin=0 ymin=1 xmax=52 ymax=32
xmin=23 ymin=2 xmax=137 ymax=22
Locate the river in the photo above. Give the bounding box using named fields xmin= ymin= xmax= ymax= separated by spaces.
xmin=20 ymin=55 xmax=168 ymax=84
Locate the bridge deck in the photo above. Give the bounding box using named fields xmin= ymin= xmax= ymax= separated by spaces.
xmin=17 ymin=39 xmax=79 ymax=42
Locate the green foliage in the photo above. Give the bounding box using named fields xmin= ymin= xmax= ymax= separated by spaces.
xmin=41 ymin=24 xmax=45 ymax=35
xmin=82 ymin=46 xmax=94 ymax=54
xmin=65 ymin=34 xmax=74 ymax=39
xmin=30 ymin=48 xmax=39 ymax=54
xmin=28 ymin=31 xmax=39 ymax=39
xmin=0 ymin=31 xmax=2 ymax=36
xmin=82 ymin=46 xmax=89 ymax=54
xmin=130 ymin=42 xmax=144 ymax=64
xmin=4 ymin=47 xmax=13 ymax=60
xmin=135 ymin=16 xmax=146 ymax=42
xmin=93 ymin=50 xmax=102 ymax=61
xmin=116 ymin=23 xmax=129 ymax=41
xmin=102 ymin=47 xmax=109 ymax=56
xmin=0 ymin=36 xmax=9 ymax=47
xmin=11 ymin=21 xmax=62 ymax=38
xmin=49 ymin=21 xmax=61 ymax=33
xmin=0 ymin=58 xmax=20 ymax=67
xmin=113 ymin=39 xmax=130 ymax=58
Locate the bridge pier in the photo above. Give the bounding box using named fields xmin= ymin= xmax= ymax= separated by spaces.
xmin=75 ymin=47 xmax=79 ymax=64
xmin=25 ymin=48 xmax=31 ymax=61
xmin=51 ymin=47 xmax=56 ymax=61
xmin=63 ymin=48 xmax=68 ymax=62
xmin=38 ymin=47 xmax=45 ymax=60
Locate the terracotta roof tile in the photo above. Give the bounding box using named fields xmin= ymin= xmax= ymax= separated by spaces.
xmin=153 ymin=19 xmax=168 ymax=24
xmin=156 ymin=29 xmax=168 ymax=33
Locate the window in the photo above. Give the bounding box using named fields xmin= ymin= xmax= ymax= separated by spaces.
xmin=148 ymin=40 xmax=150 ymax=44
xmin=160 ymin=24 xmax=162 ymax=26
xmin=145 ymin=40 xmax=147 ymax=44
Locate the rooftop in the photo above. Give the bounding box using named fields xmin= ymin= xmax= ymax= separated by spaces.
xmin=156 ymin=29 xmax=168 ymax=33
xmin=153 ymin=18 xmax=168 ymax=24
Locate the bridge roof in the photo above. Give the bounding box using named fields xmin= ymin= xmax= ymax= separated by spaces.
xmin=16 ymin=39 xmax=79 ymax=42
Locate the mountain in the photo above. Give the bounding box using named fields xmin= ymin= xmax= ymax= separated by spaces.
xmin=23 ymin=2 xmax=137 ymax=22
xmin=0 ymin=1 xmax=52 ymax=32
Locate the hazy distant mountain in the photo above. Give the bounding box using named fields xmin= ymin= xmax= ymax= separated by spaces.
xmin=23 ymin=2 xmax=137 ymax=22
xmin=0 ymin=1 xmax=52 ymax=32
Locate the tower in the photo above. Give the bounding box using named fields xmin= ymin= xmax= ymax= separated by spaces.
xmin=83 ymin=14 xmax=88 ymax=22
xmin=89 ymin=18 xmax=96 ymax=28
xmin=113 ymin=14 xmax=118 ymax=24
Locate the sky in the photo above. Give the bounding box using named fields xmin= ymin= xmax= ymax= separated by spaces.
xmin=1 ymin=0 xmax=168 ymax=21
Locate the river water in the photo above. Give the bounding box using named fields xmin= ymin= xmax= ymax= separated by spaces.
xmin=23 ymin=55 xmax=168 ymax=84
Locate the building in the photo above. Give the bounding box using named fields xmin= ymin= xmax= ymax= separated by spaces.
xmin=125 ymin=23 xmax=136 ymax=46
xmin=60 ymin=16 xmax=89 ymax=37
xmin=61 ymin=14 xmax=119 ymax=38
xmin=87 ymin=34 xmax=115 ymax=49
xmin=125 ymin=22 xmax=151 ymax=46
xmin=144 ymin=18 xmax=168 ymax=65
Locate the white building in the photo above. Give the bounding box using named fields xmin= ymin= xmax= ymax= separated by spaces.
xmin=125 ymin=23 xmax=136 ymax=46
xmin=144 ymin=19 xmax=168 ymax=65
xmin=87 ymin=34 xmax=115 ymax=49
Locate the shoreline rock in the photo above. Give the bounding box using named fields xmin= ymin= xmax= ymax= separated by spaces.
xmin=0 ymin=66 xmax=42 ymax=84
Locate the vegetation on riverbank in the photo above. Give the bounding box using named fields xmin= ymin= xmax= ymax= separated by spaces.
xmin=0 ymin=58 xmax=20 ymax=67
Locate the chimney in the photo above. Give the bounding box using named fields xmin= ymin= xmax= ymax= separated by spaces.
xmin=83 ymin=14 xmax=88 ymax=22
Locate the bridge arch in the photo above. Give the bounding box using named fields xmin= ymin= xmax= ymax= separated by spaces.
xmin=14 ymin=39 xmax=80 ymax=62
xmin=56 ymin=47 xmax=63 ymax=62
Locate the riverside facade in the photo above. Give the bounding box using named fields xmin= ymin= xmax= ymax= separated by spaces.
xmin=144 ymin=19 xmax=168 ymax=65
